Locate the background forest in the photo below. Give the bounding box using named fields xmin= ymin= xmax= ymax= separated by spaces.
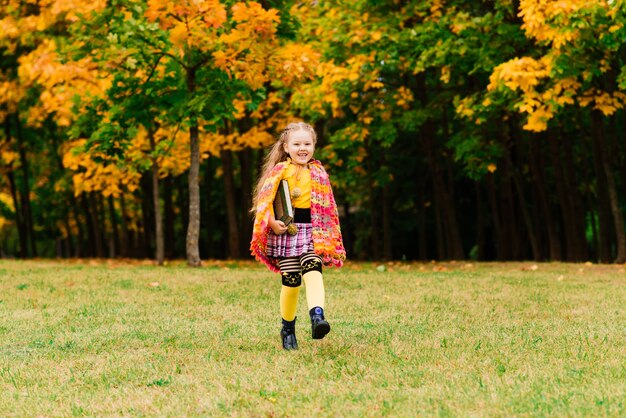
xmin=2 ymin=0 xmax=626 ymax=265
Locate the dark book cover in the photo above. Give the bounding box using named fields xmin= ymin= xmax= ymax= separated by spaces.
xmin=274 ymin=179 xmax=294 ymax=225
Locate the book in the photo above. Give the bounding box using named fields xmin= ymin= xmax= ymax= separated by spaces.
xmin=273 ymin=179 xmax=294 ymax=225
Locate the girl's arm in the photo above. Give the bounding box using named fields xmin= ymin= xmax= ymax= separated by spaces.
xmin=268 ymin=213 xmax=288 ymax=235
xmin=257 ymin=161 xmax=288 ymax=235
xmin=266 ymin=172 xmax=288 ymax=235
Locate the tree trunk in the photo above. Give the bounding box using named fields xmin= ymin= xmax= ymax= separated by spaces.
xmin=529 ymin=137 xmax=561 ymax=260
xmin=6 ymin=168 xmax=26 ymax=258
xmin=164 ymin=176 xmax=175 ymax=259
xmin=107 ymin=196 xmax=119 ymax=258
xmin=380 ymin=152 xmax=392 ymax=260
xmin=89 ymin=193 xmax=105 ymax=257
xmin=62 ymin=207 xmax=74 ymax=258
xmin=14 ymin=115 xmax=36 ymax=257
xmin=220 ymin=149 xmax=241 ymax=258
xmin=68 ymin=192 xmax=85 ymax=257
xmin=500 ymin=156 xmax=518 ymax=259
xmin=561 ymin=132 xmax=588 ymax=261
xmin=504 ymin=137 xmax=540 ymax=260
xmin=140 ymin=176 xmax=152 ymax=259
xmin=342 ymin=201 xmax=352 ymax=259
xmin=80 ymin=195 xmax=95 ymax=257
xmin=475 ymin=181 xmax=486 ymax=261
xmin=186 ymin=67 xmax=201 ymax=267
xmin=96 ymin=194 xmax=108 ymax=257
xmin=417 ymin=179 xmax=428 ymax=260
xmin=414 ymin=73 xmax=463 ymax=260
xmin=433 ymin=190 xmax=445 ymax=260
xmin=119 ymin=194 xmax=130 ymax=257
xmin=239 ymin=149 xmax=253 ymax=257
xmin=590 ymin=114 xmax=615 ymax=262
xmin=177 ymin=174 xmax=190 ymax=254
xmin=619 ymin=112 xmax=626 ymax=201
xmin=148 ymin=128 xmax=164 ymax=265
xmin=592 ymin=111 xmax=626 ymax=263
xmin=486 ymin=172 xmax=504 ymax=260
xmin=366 ymin=140 xmax=380 ymax=260
xmin=382 ymin=183 xmax=392 ymax=260
xmin=422 ymin=131 xmax=464 ymax=260
xmin=203 ymin=159 xmax=216 ymax=258
xmin=443 ymin=110 xmax=463 ymax=259
xmin=588 ymin=191 xmax=599 ymax=259
xmin=548 ymin=132 xmax=582 ymax=261
xmin=47 ymin=121 xmax=76 ymax=258
xmin=427 ymin=139 xmax=464 ymax=259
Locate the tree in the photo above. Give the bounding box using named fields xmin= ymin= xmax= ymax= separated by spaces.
xmin=67 ymin=0 xmax=298 ymax=265
xmin=479 ymin=0 xmax=626 ymax=262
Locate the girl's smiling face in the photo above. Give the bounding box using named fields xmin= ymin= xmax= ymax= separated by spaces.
xmin=284 ymin=129 xmax=315 ymax=165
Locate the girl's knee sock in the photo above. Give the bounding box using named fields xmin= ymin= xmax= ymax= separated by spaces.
xmin=300 ymin=253 xmax=325 ymax=309
xmin=280 ymin=285 xmax=300 ymax=321
xmin=303 ymin=271 xmax=324 ymax=310
xmin=301 ymin=253 xmax=325 ymax=310
xmin=278 ymin=257 xmax=303 ymax=321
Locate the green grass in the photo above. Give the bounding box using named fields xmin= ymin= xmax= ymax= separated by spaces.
xmin=0 ymin=260 xmax=624 ymax=416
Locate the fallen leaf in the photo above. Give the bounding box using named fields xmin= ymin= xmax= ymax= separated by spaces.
xmin=521 ymin=264 xmax=539 ymax=271
xmin=149 ymin=282 xmax=160 ymax=287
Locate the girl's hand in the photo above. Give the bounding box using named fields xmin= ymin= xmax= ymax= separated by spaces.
xmin=269 ymin=218 xmax=288 ymax=235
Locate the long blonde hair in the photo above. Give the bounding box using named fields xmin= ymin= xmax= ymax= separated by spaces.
xmin=251 ymin=122 xmax=317 ymax=212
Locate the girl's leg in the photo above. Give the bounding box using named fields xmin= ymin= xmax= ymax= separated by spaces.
xmin=278 ymin=257 xmax=302 ymax=321
xmin=277 ymin=257 xmax=302 ymax=350
xmin=300 ymin=252 xmax=330 ymax=339
xmin=300 ymin=252 xmax=324 ymax=310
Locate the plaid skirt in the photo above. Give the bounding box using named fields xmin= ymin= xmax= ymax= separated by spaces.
xmin=267 ymin=223 xmax=314 ymax=258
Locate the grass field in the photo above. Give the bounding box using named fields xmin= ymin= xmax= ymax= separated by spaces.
xmin=0 ymin=260 xmax=624 ymax=416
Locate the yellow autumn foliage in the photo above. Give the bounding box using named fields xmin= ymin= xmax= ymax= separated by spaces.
xmin=145 ymin=0 xmax=227 ymax=50
xmin=0 ymin=0 xmax=106 ymax=51
xmin=1 ymin=149 xmax=19 ymax=166
xmin=204 ymin=126 xmax=275 ymax=155
xmin=579 ymin=89 xmax=626 ymax=116
xmin=522 ymin=105 xmax=553 ymax=132
xmin=127 ymin=126 xmax=192 ymax=178
xmin=0 ymin=192 xmax=14 ymax=212
xmin=17 ymin=39 xmax=111 ymax=128
xmin=455 ymin=97 xmax=475 ymax=118
xmin=0 ymin=79 xmax=25 ymax=122
xmin=270 ymin=43 xmax=320 ymax=87
xmin=394 ymin=86 xmax=414 ymax=109
xmin=518 ymin=0 xmax=591 ymax=48
xmin=210 ymin=2 xmax=283 ymax=90
xmin=489 ymin=56 xmax=551 ymax=93
xmin=488 ymin=52 xmax=587 ymax=132
xmin=62 ymin=139 xmax=141 ymax=197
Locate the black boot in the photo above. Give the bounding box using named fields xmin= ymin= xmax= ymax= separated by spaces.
xmin=309 ymin=307 xmax=331 ymax=339
xmin=280 ymin=318 xmax=298 ymax=350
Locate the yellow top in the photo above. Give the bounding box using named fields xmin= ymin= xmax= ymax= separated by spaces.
xmin=282 ymin=163 xmax=311 ymax=208
xmin=269 ymin=162 xmax=311 ymax=219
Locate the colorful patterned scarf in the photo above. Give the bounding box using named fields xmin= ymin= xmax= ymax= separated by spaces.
xmin=250 ymin=159 xmax=346 ymax=272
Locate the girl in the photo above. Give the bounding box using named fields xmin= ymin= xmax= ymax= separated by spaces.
xmin=250 ymin=122 xmax=346 ymax=350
